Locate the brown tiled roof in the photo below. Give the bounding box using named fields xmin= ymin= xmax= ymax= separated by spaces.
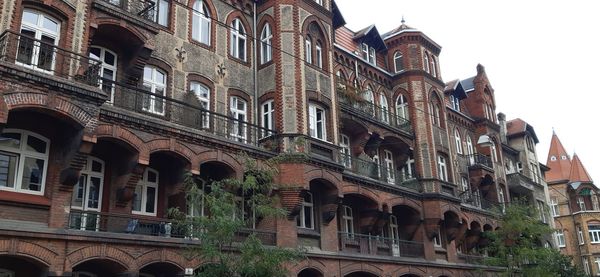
xmin=545 ymin=132 xmax=572 ymax=182
xmin=335 ymin=27 xmax=358 ymax=53
xmin=569 ymin=154 xmax=593 ymax=182
xmin=506 ymin=118 xmax=539 ymax=143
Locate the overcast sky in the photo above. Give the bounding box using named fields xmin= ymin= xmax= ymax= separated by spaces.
xmin=336 ymin=0 xmax=600 ymax=183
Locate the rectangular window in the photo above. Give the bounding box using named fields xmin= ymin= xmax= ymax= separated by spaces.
xmin=433 ymin=229 xmax=442 ymax=247
xmin=361 ymin=43 xmax=368 ymax=60
xmin=578 ymin=196 xmax=586 ymax=211
xmin=578 ymin=226 xmax=585 ymax=245
xmin=589 ymin=225 xmax=600 ymax=243
xmin=296 ymin=192 xmax=314 ymax=229
xmin=537 ymin=200 xmax=547 ymax=223
xmin=583 ymin=258 xmax=590 ymax=276
xmin=339 ymin=134 xmax=351 ymax=168
xmin=261 ymin=100 xmax=274 ymax=138
xmin=315 ymin=43 xmax=322 ymax=68
xmin=437 ymin=155 xmax=448 ymax=182
xmin=384 ymin=150 xmax=394 ymax=184
xmin=309 ymin=104 xmax=326 ymax=141
xmin=551 ymin=197 xmax=559 ymax=217
xmin=556 ymin=230 xmax=566 ymax=247
xmin=305 ymin=38 xmax=312 ymax=64
xmin=342 ymin=205 xmax=354 ymax=236
xmin=229 ymin=97 xmax=247 ymax=142
xmin=368 ymin=47 xmax=375 ymax=64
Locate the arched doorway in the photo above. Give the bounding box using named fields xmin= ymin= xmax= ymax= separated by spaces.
xmin=72 ymin=258 xmax=127 ymax=277
xmin=0 ymin=255 xmax=48 ymax=277
xmin=139 ymin=262 xmax=184 ymax=277
xmin=298 ymin=268 xmax=323 ymax=277
xmin=345 ymin=272 xmax=379 ymax=277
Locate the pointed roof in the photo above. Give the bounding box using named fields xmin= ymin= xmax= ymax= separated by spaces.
xmin=545 ymin=132 xmax=572 ymax=182
xmin=569 ymin=154 xmax=593 ymax=182
xmin=506 ymin=118 xmax=539 ymax=143
xmin=353 ymin=25 xmax=387 ymax=51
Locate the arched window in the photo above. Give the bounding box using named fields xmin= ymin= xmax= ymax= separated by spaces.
xmin=192 ymin=0 xmax=211 ymax=45
xmin=430 ymin=103 xmax=441 ymax=127
xmin=190 ymin=81 xmax=210 ymax=128
xmin=336 ymin=70 xmax=347 ymax=91
xmin=423 ymin=54 xmax=430 ymax=73
xmin=364 ymin=85 xmax=375 ymax=116
xmin=142 ymin=66 xmax=166 ymax=115
xmin=230 ymin=18 xmax=247 ymax=61
xmin=379 ymin=93 xmax=389 ymax=123
xmin=230 ymin=96 xmax=248 ymax=141
xmin=261 ymin=99 xmax=274 ymax=137
xmin=393 ymin=51 xmax=403 ymax=73
xmin=0 ymin=129 xmax=49 ymax=195
xmin=260 ymin=23 xmax=272 ymax=64
xmin=340 ymin=134 xmax=351 ymax=168
xmin=396 ymin=94 xmax=409 ymax=121
xmin=315 ymin=41 xmax=323 ymax=68
xmin=133 ymin=168 xmax=159 ymax=216
xmin=430 ymin=55 xmax=437 ymax=77
xmin=18 ymin=9 xmax=60 ymax=72
xmin=305 ymin=36 xmax=312 ymax=64
xmin=89 ymin=46 xmax=117 ymax=102
xmin=70 ymin=156 xmax=105 ymax=231
xmin=466 ymin=136 xmax=474 ymax=163
xmin=454 ymin=129 xmax=463 ymax=154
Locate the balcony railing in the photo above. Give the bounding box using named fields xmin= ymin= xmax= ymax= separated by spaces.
xmin=96 ymin=0 xmax=158 ymax=23
xmin=106 ymin=80 xmax=277 ymax=148
xmin=467 ymin=153 xmax=493 ymax=169
xmin=337 ymin=89 xmax=412 ymax=134
xmin=338 ymin=232 xmax=424 ymax=258
xmin=67 ymin=210 xmax=276 ymax=245
xmin=0 ymin=30 xmax=101 ymax=87
xmin=458 ymin=253 xmax=485 ymax=264
xmin=340 ymin=154 xmax=421 ymax=191
xmin=460 ymin=191 xmax=503 ymax=212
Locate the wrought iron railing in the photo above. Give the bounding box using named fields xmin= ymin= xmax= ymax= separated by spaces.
xmin=458 ymin=253 xmax=485 ymax=264
xmin=338 ymin=232 xmax=424 ymax=258
xmin=337 ymin=89 xmax=412 ymax=134
xmin=106 ymin=80 xmax=277 ymax=148
xmin=67 ymin=210 xmax=276 ymax=245
xmin=460 ymin=191 xmax=502 ymax=212
xmin=340 ymin=154 xmax=421 ymax=191
xmin=0 ymin=30 xmax=101 ymax=87
xmin=97 ymin=0 xmax=158 ymax=23
xmin=467 ymin=153 xmax=493 ymax=169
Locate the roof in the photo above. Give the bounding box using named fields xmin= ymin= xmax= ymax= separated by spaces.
xmin=460 ymin=76 xmax=476 ymax=92
xmin=444 ymin=79 xmax=468 ymax=99
xmin=331 ymin=0 xmax=346 ymax=29
xmin=545 ymin=132 xmax=572 ymax=182
xmin=353 ymin=25 xmax=387 ymax=51
xmin=569 ymin=154 xmax=593 ymax=182
xmin=382 ymin=22 xmax=416 ymax=38
xmin=506 ymin=118 xmax=539 ymax=143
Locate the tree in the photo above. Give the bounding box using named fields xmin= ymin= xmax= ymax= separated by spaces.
xmin=169 ymin=156 xmax=303 ymax=277
xmin=484 ymin=200 xmax=586 ymax=277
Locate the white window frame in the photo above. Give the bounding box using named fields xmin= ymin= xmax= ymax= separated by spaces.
xmin=589 ymin=225 xmax=600 ymax=244
xmin=261 ymin=100 xmax=274 ymax=138
xmin=149 ymin=0 xmax=169 ymax=26
xmin=384 ymin=150 xmax=394 ymax=184
xmin=433 ymin=229 xmax=442 ymax=247
xmin=297 ymin=192 xmax=314 ymax=229
xmin=192 ymin=0 xmax=211 ymax=45
xmin=190 ymin=81 xmax=210 ymax=129
xmin=578 ymin=196 xmax=586 ymax=211
xmin=70 ymin=156 xmax=105 ymax=231
xmin=402 ymin=156 xmax=415 ymax=180
xmin=537 ymin=200 xmax=547 ymax=223
xmin=340 ymin=134 xmax=351 ymax=168
xmin=314 ymin=0 xmax=323 ymax=5
xmin=308 ymin=104 xmax=326 ymax=141
xmin=461 ymin=177 xmax=469 ymax=192
xmin=133 ymin=168 xmax=159 ymax=216
xmin=230 ymin=18 xmax=247 ymax=61
xmin=0 ymin=129 xmax=50 ymax=195
xmin=342 ymin=205 xmax=354 ymax=235
xmin=437 ymin=155 xmax=448 ymax=182
xmin=379 ymin=94 xmax=389 ymax=123
xmin=583 ymin=257 xmax=590 ymax=275
xmin=305 ymin=36 xmax=312 ymax=64
xmin=89 ymin=46 xmax=117 ymax=103
xmin=361 ymin=43 xmax=368 ymax=61
xmin=260 ymin=23 xmax=272 ymax=64
xmin=595 ymin=257 xmax=600 ymax=274
xmin=396 ymin=94 xmax=409 ymax=123
xmin=364 ymin=87 xmax=375 ymax=116
xmin=368 ymin=46 xmax=375 ymax=64
xmin=393 ymin=51 xmax=403 ymax=73
xmin=466 ymin=136 xmax=474 ymax=164
xmin=142 ymin=66 xmax=166 ymax=115
xmin=556 ymin=230 xmax=565 ymax=247
xmin=550 ymin=197 xmax=559 ymax=217
xmin=18 ymin=9 xmax=60 ymax=73
xmin=430 ymin=55 xmax=437 ymax=77
xmin=315 ymin=41 xmax=323 ymax=68
xmin=454 ymin=129 xmax=463 ymax=154
xmin=423 ymin=54 xmax=430 ymax=73
xmin=578 ymin=226 xmax=585 ymax=245
xmin=229 ymin=96 xmax=248 ymax=142
xmin=389 ymin=215 xmax=399 ymax=243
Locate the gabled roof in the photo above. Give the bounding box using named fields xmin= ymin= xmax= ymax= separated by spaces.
xmin=331 ymin=0 xmax=346 ymax=29
xmin=382 ymin=22 xmax=416 ymax=38
xmin=570 ymin=154 xmax=593 ymax=182
xmin=353 ymin=25 xmax=387 ymax=52
xmin=444 ymin=79 xmax=467 ymax=99
xmin=545 ymin=132 xmax=572 ymax=182
xmin=460 ymin=76 xmax=476 ymax=92
xmin=506 ymin=118 xmax=539 ymax=143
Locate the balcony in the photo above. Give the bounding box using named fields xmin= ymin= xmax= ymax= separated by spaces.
xmin=460 ymin=191 xmax=502 ymax=212
xmin=458 ymin=253 xmax=485 ymax=264
xmin=0 ymin=30 xmax=101 ymax=88
xmin=337 ymin=89 xmax=412 ymax=135
xmin=67 ymin=210 xmax=276 ymax=245
xmin=340 ymin=154 xmax=421 ymax=191
xmin=338 ymin=232 xmax=424 ymax=258
xmin=432 ymin=126 xmax=449 ymax=151
xmin=103 ymin=80 xmax=277 ymax=149
xmin=93 ymin=0 xmax=162 ymax=28
xmin=467 ymin=153 xmax=493 ymax=169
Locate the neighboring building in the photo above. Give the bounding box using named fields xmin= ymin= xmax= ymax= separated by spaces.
xmin=546 ymin=132 xmax=598 ymax=275
xmin=0 ymin=0 xmax=551 ymax=276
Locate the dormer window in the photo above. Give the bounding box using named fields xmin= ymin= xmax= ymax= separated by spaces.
xmin=361 ymin=43 xmax=376 ymax=64
xmin=450 ymin=95 xmax=460 ymax=111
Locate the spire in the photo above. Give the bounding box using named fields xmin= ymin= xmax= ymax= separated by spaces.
xmin=401 ymin=16 xmax=406 ymax=24
xmin=545 ymin=132 xmax=572 ymax=182
xmin=569 ymin=154 xmax=593 ymax=182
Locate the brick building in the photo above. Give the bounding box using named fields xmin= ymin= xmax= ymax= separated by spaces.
xmin=0 ymin=0 xmax=551 ymax=276
xmin=546 ymin=132 xmax=598 ymax=275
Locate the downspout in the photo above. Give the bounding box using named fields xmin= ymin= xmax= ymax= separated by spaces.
xmin=253 ymin=0 xmax=258 ymax=126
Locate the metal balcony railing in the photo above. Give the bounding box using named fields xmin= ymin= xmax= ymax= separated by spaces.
xmin=458 ymin=253 xmax=485 ymax=264
xmin=467 ymin=153 xmax=493 ymax=169
xmin=337 ymin=89 xmax=412 ymax=134
xmin=106 ymin=80 xmax=277 ymax=148
xmin=338 ymin=232 xmax=424 ymax=258
xmin=97 ymin=0 xmax=159 ymax=23
xmin=0 ymin=30 xmax=101 ymax=87
xmin=460 ymin=191 xmax=503 ymax=212
xmin=67 ymin=210 xmax=276 ymax=245
xmin=340 ymin=154 xmax=421 ymax=191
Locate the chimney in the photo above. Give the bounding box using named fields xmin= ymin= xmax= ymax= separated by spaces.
xmin=498 ymin=112 xmax=507 ymax=143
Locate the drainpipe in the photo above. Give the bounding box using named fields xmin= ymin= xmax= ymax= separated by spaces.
xmin=253 ymin=0 xmax=258 ymax=126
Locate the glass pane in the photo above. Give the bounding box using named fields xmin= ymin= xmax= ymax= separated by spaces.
xmin=201 ymin=19 xmax=210 ymax=44
xmin=89 ymin=47 xmax=101 ymax=60
xmin=147 ymin=170 xmax=157 ymax=183
xmin=192 ymin=14 xmax=200 ymax=41
xmin=71 ymin=175 xmax=85 ymax=208
xmin=133 ymin=185 xmax=142 ymax=211
xmin=22 ymin=10 xmax=39 ymax=25
xmin=17 ymin=29 xmax=35 ymax=64
xmin=104 ymin=51 xmax=115 ymax=66
xmin=42 ymin=17 xmax=59 ymax=33
xmin=26 ymin=135 xmax=47 ymax=153
xmin=0 ymin=152 xmax=18 ymax=188
xmin=0 ymin=133 xmax=21 ymax=149
xmin=304 ymin=206 xmax=312 ymax=228
xmin=91 ymin=160 xmax=103 ymax=173
xmin=158 ymin=0 xmax=169 ymax=26
xmin=20 ymin=157 xmax=44 ymax=192
xmin=145 ymin=186 xmax=156 ymax=213
xmin=143 ymin=67 xmax=152 ymax=81
xmin=38 ymin=35 xmax=57 ymax=71
xmin=87 ymin=177 xmax=101 ymax=209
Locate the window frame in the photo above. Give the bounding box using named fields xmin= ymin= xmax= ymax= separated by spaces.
xmin=132 ymin=168 xmax=159 ymax=216
xmin=191 ymin=0 xmax=211 ymax=45
xmin=305 ymin=36 xmax=312 ymax=64
xmin=315 ymin=41 xmax=323 ymax=68
xmin=550 ymin=197 xmax=559 ymax=217
xmin=142 ymin=65 xmax=167 ymax=115
xmin=260 ymin=23 xmax=272 ymax=64
xmin=18 ymin=9 xmax=61 ymax=73
xmin=308 ymin=104 xmax=327 ymax=141
xmin=578 ymin=225 xmax=585 ymax=245
xmin=454 ymin=129 xmax=463 ymax=155
xmin=393 ymin=51 xmax=403 ymax=73
xmin=340 ymin=134 xmax=351 ymax=168
xmin=342 ymin=205 xmax=354 ymax=235
xmin=190 ymin=81 xmax=211 ymax=129
xmin=229 ymin=96 xmax=248 ymax=142
xmin=149 ymin=0 xmax=170 ymax=27
xmin=589 ymin=225 xmax=600 ymax=244
xmin=556 ymin=230 xmax=566 ymax=247
xmin=379 ymin=94 xmax=389 ymax=123
xmin=230 ymin=18 xmax=247 ymax=62
xmin=296 ymin=191 xmax=314 ymax=229
xmin=0 ymin=129 xmax=50 ymax=195
xmin=437 ymin=155 xmax=448 ymax=182
xmin=396 ymin=94 xmax=409 ymax=121
xmin=261 ymin=99 xmax=274 ymax=138
xmin=89 ymin=46 xmax=117 ymax=103
xmin=383 ymin=150 xmax=394 ymax=184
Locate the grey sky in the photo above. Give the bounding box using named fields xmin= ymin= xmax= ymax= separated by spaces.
xmin=336 ymin=0 xmax=600 ymax=183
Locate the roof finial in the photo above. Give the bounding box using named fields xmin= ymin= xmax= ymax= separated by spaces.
xmin=401 ymin=16 xmax=405 ymax=25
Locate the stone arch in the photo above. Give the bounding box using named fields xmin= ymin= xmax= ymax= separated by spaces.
xmin=392 ymin=265 xmax=427 ymax=277
xmin=194 ymin=149 xmax=243 ymax=179
xmin=146 ymin=139 xmax=194 ymax=166
xmin=0 ymin=239 xmax=58 ymax=267
xmin=387 ymin=196 xmax=423 ymax=217
xmin=92 ymin=20 xmax=150 ymax=43
xmin=291 ymin=258 xmax=327 ymax=276
xmin=65 ymin=245 xmax=135 ymax=271
xmin=95 ymin=124 xmax=149 ymax=164
xmin=305 ymin=167 xmax=342 ymax=192
xmin=341 ymin=185 xmax=382 ymax=209
xmin=136 ymin=249 xmax=187 ymax=271
xmin=341 ymin=262 xmax=383 ymax=277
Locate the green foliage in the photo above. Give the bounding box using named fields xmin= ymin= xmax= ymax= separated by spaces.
xmin=484 ymin=200 xmax=586 ymax=277
xmin=169 ymin=155 xmax=303 ymax=277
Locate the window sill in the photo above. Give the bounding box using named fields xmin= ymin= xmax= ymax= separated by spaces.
xmin=0 ymin=190 xmax=51 ymax=208
xmin=298 ymin=228 xmax=320 ymax=238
